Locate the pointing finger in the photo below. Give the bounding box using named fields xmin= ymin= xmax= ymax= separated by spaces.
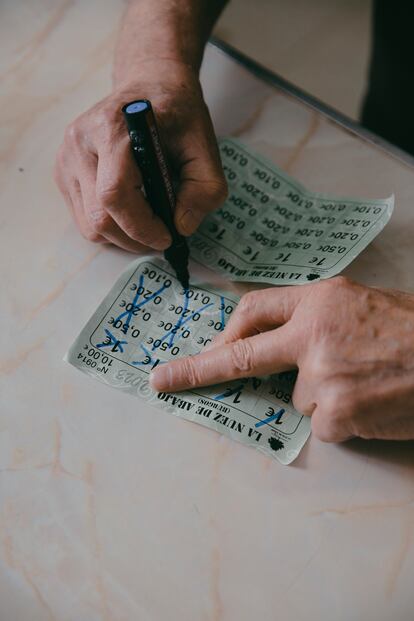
xmin=150 ymin=325 xmax=297 ymax=392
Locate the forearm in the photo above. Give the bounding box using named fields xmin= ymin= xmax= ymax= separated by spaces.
xmin=113 ymin=0 xmax=228 ymax=89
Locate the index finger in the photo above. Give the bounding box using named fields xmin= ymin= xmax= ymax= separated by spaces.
xmin=150 ymin=325 xmax=297 ymax=393
xmin=96 ymin=136 xmax=172 ymax=250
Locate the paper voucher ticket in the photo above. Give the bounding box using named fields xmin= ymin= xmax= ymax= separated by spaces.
xmin=65 ymin=257 xmax=310 ymax=464
xmin=190 ymin=138 xmax=394 ymax=285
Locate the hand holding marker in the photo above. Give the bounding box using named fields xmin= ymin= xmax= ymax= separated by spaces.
xmin=123 ymin=100 xmax=190 ymax=289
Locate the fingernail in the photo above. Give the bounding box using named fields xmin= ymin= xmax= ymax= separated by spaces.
xmin=153 ymin=236 xmax=171 ymax=251
xmin=150 ymin=365 xmax=172 ymax=391
xmin=178 ymin=209 xmax=201 ymax=236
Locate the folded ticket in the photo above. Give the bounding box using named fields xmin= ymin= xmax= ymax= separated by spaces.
xmin=65 ymin=256 xmax=310 ymax=464
xmin=190 ymin=138 xmax=394 ymax=285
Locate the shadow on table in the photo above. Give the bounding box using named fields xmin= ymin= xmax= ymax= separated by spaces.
xmin=339 ymin=437 xmax=414 ymax=470
xmin=290 ymin=435 xmax=414 ymax=472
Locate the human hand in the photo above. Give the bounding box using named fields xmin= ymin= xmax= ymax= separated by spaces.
xmin=150 ymin=277 xmax=414 ymax=442
xmin=54 ymin=61 xmax=227 ymax=252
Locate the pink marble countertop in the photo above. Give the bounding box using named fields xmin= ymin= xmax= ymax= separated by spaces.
xmin=1 ymin=2 xmax=414 ymax=620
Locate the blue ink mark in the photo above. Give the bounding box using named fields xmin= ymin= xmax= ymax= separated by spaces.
xmin=132 ymin=344 xmax=154 ymax=366
xmin=114 ymin=277 xmax=168 ymax=325
xmin=121 ymin=274 xmax=144 ymax=332
xmin=96 ymin=329 xmax=127 ymax=353
xmin=151 ymin=300 xmax=214 ymax=351
xmin=213 ymin=383 xmax=245 ymax=401
xmin=132 ymin=283 xmax=169 ymax=311
xmin=167 ymin=291 xmax=189 ymax=347
xmin=132 ymin=344 xmax=167 ymax=368
xmin=219 ymin=296 xmax=226 ymax=331
xmin=255 ymin=408 xmax=285 ymax=428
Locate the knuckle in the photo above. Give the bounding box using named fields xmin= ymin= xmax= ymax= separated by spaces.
xmin=325 ymin=275 xmax=353 ymax=291
xmin=237 ymin=291 xmax=260 ymax=317
xmin=90 ymin=211 xmax=112 ymax=236
xmin=309 ymin=276 xmax=355 ymax=313
xmin=306 ymin=350 xmax=331 ymax=382
xmin=229 ymin=339 xmax=255 ymax=374
xmin=318 ymin=381 xmax=345 ymax=417
xmin=97 ymin=106 xmax=116 ymax=126
xmin=318 ymin=378 xmax=360 ymax=426
xmin=97 ymin=181 xmax=122 ymax=207
xmin=205 ymin=176 xmax=228 ymax=204
xmin=121 ymin=215 xmax=155 ymax=242
xmin=82 ymin=228 xmax=102 ymax=243
xmin=180 ymin=357 xmax=202 ymax=388
xmin=128 ymin=225 xmax=155 ymax=245
xmin=64 ymin=122 xmax=81 ymax=145
xmin=96 ymin=108 xmax=110 ymax=125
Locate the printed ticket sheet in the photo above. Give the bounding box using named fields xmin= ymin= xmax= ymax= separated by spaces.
xmin=65 ymin=257 xmax=311 ymax=464
xmin=190 ymin=137 xmax=394 ymax=285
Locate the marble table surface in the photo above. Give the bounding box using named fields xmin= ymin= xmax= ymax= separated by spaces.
xmin=1 ymin=2 xmax=414 ymax=620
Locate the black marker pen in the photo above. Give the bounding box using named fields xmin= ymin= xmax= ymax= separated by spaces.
xmin=122 ymin=99 xmax=190 ymax=289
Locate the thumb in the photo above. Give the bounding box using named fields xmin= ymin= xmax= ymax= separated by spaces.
xmin=174 ymin=129 xmax=227 ymax=236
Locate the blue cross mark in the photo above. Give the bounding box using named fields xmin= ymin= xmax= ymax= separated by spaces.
xmin=96 ymin=329 xmax=128 ymax=353
xmin=151 ymin=297 xmax=214 ymax=352
xmin=213 ymin=382 xmax=246 ymax=402
xmin=132 ymin=344 xmax=157 ymax=367
xmin=114 ymin=275 xmax=169 ymax=331
xmin=219 ymin=296 xmax=226 ymax=331
xmin=255 ymin=408 xmax=285 ymax=428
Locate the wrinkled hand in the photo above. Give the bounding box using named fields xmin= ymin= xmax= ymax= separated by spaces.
xmin=151 ymin=276 xmax=414 ymax=442
xmin=54 ymin=61 xmax=227 ymax=252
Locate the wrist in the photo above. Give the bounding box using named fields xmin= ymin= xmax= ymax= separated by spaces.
xmin=111 ymin=61 xmax=205 ymax=119
xmin=113 ymin=56 xmax=200 ymax=92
